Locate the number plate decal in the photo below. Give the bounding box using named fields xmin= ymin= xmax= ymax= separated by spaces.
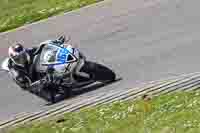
xmin=57 ymin=48 xmax=69 ymax=64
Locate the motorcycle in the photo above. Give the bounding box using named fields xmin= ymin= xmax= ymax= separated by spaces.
xmin=1 ymin=36 xmax=116 ymax=103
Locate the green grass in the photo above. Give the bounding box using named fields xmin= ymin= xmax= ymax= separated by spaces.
xmin=0 ymin=0 xmax=100 ymax=32
xmin=5 ymin=91 xmax=200 ymax=133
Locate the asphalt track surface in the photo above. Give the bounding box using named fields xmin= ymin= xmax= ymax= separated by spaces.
xmin=0 ymin=0 xmax=200 ymax=121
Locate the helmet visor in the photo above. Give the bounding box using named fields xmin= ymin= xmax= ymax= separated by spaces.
xmin=11 ymin=51 xmax=28 ymax=66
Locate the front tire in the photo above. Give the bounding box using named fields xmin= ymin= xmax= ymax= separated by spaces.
xmin=81 ymin=61 xmax=116 ymax=82
xmin=43 ymin=86 xmax=56 ymax=104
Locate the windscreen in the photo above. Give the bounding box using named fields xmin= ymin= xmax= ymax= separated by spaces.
xmin=39 ymin=44 xmax=68 ymax=65
xmin=35 ymin=43 xmax=78 ymax=72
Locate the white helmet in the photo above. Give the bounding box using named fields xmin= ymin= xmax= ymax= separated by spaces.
xmin=8 ymin=43 xmax=30 ymax=67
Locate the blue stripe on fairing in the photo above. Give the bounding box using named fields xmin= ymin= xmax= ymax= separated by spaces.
xmin=57 ymin=47 xmax=70 ymax=64
xmin=46 ymin=44 xmax=74 ymax=66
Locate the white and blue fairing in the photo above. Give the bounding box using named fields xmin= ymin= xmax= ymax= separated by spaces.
xmin=35 ymin=42 xmax=78 ymax=73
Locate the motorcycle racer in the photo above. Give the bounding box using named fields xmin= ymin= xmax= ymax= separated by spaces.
xmin=8 ymin=43 xmax=38 ymax=89
xmin=7 ymin=36 xmax=90 ymax=89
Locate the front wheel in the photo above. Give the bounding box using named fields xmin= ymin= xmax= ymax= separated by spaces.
xmin=42 ymin=85 xmax=56 ymax=104
xmin=81 ymin=61 xmax=116 ymax=82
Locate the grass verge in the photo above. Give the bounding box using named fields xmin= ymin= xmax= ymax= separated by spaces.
xmin=0 ymin=0 xmax=101 ymax=33
xmin=5 ymin=90 xmax=200 ymax=133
